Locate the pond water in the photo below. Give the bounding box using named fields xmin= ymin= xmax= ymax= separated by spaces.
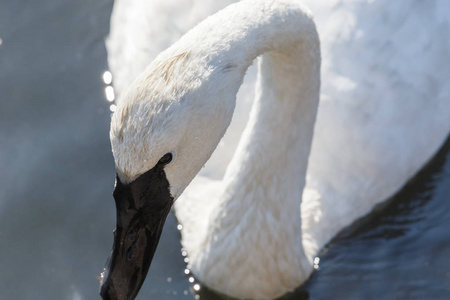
xmin=0 ymin=1 xmax=449 ymax=299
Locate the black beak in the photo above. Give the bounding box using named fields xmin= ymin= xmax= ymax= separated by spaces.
xmin=100 ymin=165 xmax=173 ymax=300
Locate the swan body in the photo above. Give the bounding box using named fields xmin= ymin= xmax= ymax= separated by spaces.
xmin=104 ymin=0 xmax=450 ymax=299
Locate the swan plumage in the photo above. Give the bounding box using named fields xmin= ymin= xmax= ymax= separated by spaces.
xmin=103 ymin=0 xmax=450 ymax=299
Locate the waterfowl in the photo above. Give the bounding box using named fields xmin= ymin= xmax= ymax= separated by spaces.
xmin=100 ymin=0 xmax=450 ymax=299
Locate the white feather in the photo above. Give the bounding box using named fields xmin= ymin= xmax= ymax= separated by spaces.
xmin=107 ymin=0 xmax=450 ymax=299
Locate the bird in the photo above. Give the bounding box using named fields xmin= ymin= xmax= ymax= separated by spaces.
xmin=99 ymin=0 xmax=450 ymax=299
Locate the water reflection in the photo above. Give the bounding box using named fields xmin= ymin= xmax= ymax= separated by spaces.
xmin=303 ymin=137 xmax=450 ymax=299
xmin=336 ymin=138 xmax=450 ymax=243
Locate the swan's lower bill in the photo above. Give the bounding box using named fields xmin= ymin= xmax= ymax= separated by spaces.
xmin=100 ymin=167 xmax=173 ymax=300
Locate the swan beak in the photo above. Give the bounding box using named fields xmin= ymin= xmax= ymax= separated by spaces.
xmin=100 ymin=169 xmax=173 ymax=300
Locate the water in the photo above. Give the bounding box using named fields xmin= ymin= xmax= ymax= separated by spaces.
xmin=0 ymin=1 xmax=449 ymax=299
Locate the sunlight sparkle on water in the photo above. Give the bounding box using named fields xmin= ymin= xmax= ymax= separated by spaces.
xmin=103 ymin=71 xmax=113 ymax=84
xmin=105 ymin=86 xmax=115 ymax=102
xmin=313 ymin=257 xmax=320 ymax=270
xmin=110 ymin=104 xmax=117 ymax=112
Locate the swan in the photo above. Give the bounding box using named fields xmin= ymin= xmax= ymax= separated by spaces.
xmin=100 ymin=0 xmax=450 ymax=299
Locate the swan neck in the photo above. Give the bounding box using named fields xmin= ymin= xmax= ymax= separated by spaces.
xmin=192 ymin=1 xmax=320 ymax=298
xmin=217 ymin=0 xmax=321 ymax=233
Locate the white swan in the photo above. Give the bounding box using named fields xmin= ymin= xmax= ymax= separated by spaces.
xmin=100 ymin=0 xmax=450 ymax=299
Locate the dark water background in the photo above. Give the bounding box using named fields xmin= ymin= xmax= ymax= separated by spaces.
xmin=0 ymin=1 xmax=449 ymax=299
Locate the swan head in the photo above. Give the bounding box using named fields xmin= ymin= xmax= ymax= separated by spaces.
xmin=100 ymin=51 xmax=242 ymax=299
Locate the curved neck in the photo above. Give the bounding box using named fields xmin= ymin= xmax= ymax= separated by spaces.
xmin=185 ymin=0 xmax=321 ymax=298
xmin=222 ymin=49 xmax=320 ymax=222
xmin=176 ymin=0 xmax=321 ymax=187
xmin=192 ymin=0 xmax=321 ymax=184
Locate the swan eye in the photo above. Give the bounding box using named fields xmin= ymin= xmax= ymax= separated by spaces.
xmin=158 ymin=153 xmax=173 ymax=166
